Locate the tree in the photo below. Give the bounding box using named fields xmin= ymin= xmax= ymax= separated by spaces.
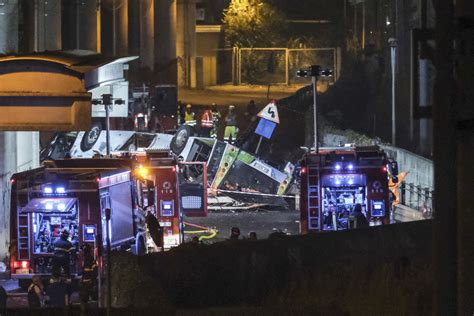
xmin=223 ymin=0 xmax=287 ymax=48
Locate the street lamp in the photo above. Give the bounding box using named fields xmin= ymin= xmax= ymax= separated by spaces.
xmin=92 ymin=94 xmax=125 ymax=156
xmin=388 ymin=38 xmax=398 ymax=146
xmin=296 ymin=65 xmax=333 ymax=154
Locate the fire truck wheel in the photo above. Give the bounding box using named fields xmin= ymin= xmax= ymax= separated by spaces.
xmin=80 ymin=121 xmax=102 ymax=152
xmin=171 ymin=125 xmax=195 ymax=154
xmin=135 ymin=236 xmax=147 ymax=256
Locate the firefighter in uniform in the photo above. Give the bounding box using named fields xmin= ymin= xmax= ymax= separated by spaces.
xmin=200 ymin=105 xmax=214 ymax=137
xmin=52 ymin=229 xmax=75 ymax=277
xmin=184 ymin=104 xmax=196 ymax=126
xmin=79 ymin=244 xmax=98 ymax=312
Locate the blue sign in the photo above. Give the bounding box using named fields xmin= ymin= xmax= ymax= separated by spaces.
xmin=255 ymin=118 xmax=276 ymax=139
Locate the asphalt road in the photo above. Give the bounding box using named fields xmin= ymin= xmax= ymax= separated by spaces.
xmin=184 ymin=209 xmax=300 ymax=242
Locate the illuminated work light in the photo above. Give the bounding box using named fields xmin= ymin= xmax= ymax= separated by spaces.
xmin=56 ymin=187 xmax=66 ymax=194
xmin=136 ymin=165 xmax=149 ymax=178
xmin=43 ymin=187 xmax=53 ymax=194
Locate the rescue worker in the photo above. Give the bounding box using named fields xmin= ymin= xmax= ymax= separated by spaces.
xmin=79 ymin=244 xmax=98 ymax=313
xmin=210 ymin=103 xmax=221 ymax=138
xmin=46 ymin=268 xmax=69 ymax=307
xmin=27 ymin=275 xmax=44 ymax=308
xmin=200 ymin=105 xmax=214 ymax=137
xmin=0 ymin=285 xmax=6 ymax=315
xmin=245 ymin=100 xmax=258 ymax=123
xmin=184 ymin=104 xmax=196 ymax=126
xmin=52 ymin=229 xmax=75 ymax=277
xmin=145 ymin=211 xmax=163 ymax=251
xmin=177 ymin=100 xmax=186 ymax=125
xmin=224 ymin=105 xmax=238 ymax=144
xmin=352 ymin=203 xmax=369 ymax=228
xmin=229 ymin=227 xmax=240 ymax=240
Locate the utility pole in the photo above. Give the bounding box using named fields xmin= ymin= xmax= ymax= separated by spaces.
xmin=389 ymin=37 xmax=398 ymax=146
xmin=311 ymin=76 xmax=318 ymax=153
xmin=105 ymin=208 xmax=111 ymax=316
xmin=102 ymin=94 xmax=112 ymax=156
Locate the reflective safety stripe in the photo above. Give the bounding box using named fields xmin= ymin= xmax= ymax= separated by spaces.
xmin=55 ymin=247 xmax=74 ymax=253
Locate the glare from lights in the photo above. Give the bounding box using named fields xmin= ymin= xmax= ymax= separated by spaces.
xmin=335 ymin=179 xmax=341 ymax=185
xmin=45 ymin=203 xmax=53 ymax=210
xmin=136 ymin=165 xmax=149 ymax=178
xmin=347 ymin=164 xmax=354 ymax=170
xmin=386 ymin=16 xmax=391 ymax=26
xmin=348 ymin=179 xmax=354 ymax=185
xmin=56 ymin=187 xmax=66 ymax=194
xmin=57 ymin=203 xmax=65 ymax=211
xmin=44 ymin=187 xmax=53 ymax=194
xmin=335 ymin=164 xmax=341 ymax=171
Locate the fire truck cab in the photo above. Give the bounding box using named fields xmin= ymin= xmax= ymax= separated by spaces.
xmin=300 ymin=146 xmax=391 ymax=233
xmin=9 ymin=158 xmax=148 ymax=287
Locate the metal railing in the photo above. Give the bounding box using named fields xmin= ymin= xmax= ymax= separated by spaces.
xmin=400 ymin=182 xmax=433 ymax=219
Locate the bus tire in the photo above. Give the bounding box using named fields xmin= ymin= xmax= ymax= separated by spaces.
xmin=80 ymin=121 xmax=102 ymax=152
xmin=170 ymin=125 xmax=194 ymax=155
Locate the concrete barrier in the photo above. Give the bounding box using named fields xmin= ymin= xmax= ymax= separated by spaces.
xmin=111 ymin=221 xmax=433 ymax=315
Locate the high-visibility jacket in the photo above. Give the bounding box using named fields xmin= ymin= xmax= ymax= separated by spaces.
xmin=201 ymin=110 xmax=213 ymax=128
xmin=184 ymin=111 xmax=196 ymax=126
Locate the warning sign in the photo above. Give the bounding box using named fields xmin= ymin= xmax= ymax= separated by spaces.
xmin=257 ymin=101 xmax=280 ymax=124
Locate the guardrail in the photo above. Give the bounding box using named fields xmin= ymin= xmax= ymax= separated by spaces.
xmin=399 ymin=182 xmax=433 ymax=219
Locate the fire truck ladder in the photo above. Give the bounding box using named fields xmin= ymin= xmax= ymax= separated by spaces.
xmin=307 ymin=164 xmax=321 ymax=231
xmin=17 ymin=205 xmax=30 ymax=260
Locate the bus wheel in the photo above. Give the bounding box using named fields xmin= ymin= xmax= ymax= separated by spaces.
xmin=170 ymin=125 xmax=194 ymax=154
xmin=80 ymin=121 xmax=102 ymax=152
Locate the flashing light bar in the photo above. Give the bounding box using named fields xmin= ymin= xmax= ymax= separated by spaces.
xmin=55 ymin=187 xmax=66 ymax=194
xmin=43 ymin=187 xmax=53 ymax=194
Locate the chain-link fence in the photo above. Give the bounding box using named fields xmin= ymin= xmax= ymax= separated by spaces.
xmin=234 ymin=47 xmax=339 ymax=85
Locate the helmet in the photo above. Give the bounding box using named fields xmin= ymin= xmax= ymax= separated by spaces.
xmin=186 ymin=104 xmax=192 ymax=109
xmin=61 ymin=229 xmax=69 ymax=238
xmin=228 ymin=105 xmax=235 ymax=110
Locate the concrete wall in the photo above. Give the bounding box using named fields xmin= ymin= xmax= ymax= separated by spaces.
xmin=0 ymin=132 xmax=39 ymax=260
xmin=196 ymin=32 xmax=219 ymax=86
xmin=0 ymin=0 xmax=19 ymax=53
xmin=112 ymin=221 xmax=433 ymax=314
xmin=380 ymin=144 xmax=434 ymax=190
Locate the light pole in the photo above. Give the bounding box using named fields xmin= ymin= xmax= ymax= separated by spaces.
xmin=92 ymin=94 xmax=125 ymax=157
xmin=296 ymin=65 xmax=333 ymax=154
xmin=389 ymin=38 xmax=398 ymax=146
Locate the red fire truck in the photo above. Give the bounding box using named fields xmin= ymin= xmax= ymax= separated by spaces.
xmin=299 ymin=146 xmax=391 ymax=233
xmin=9 ymin=158 xmax=152 ymax=288
xmin=133 ymin=151 xmax=208 ymax=249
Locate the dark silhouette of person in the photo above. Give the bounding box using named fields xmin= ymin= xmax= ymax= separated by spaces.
xmin=229 ymin=227 xmax=240 ymax=240
xmin=0 ymin=285 xmax=8 ymax=314
xmin=27 ymin=275 xmax=44 ymax=308
xmin=79 ymin=244 xmax=98 ymax=312
xmin=353 ymin=203 xmax=369 ymax=228
xmin=46 ymin=268 xmax=69 ymax=307
xmin=52 ymin=229 xmax=75 ymax=277
xmin=145 ymin=211 xmax=163 ymax=249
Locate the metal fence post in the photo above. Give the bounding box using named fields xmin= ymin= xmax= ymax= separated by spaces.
xmin=285 ymin=48 xmax=289 ymax=85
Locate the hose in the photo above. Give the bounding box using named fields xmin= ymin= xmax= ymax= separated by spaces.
xmin=183 ymin=222 xmax=218 ymax=241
